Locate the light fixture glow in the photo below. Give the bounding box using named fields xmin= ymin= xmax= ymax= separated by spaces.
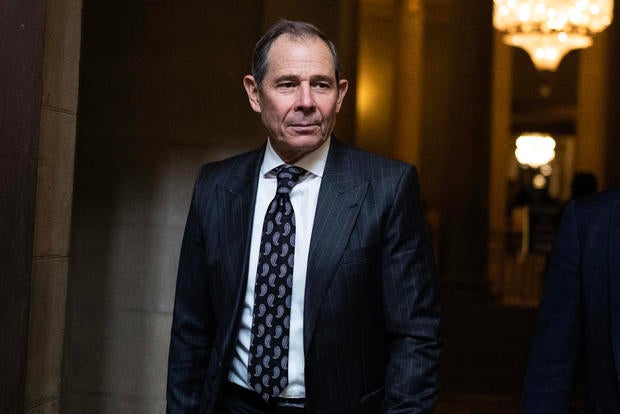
xmin=515 ymin=133 xmax=556 ymax=168
xmin=493 ymin=0 xmax=613 ymax=71
xmin=532 ymin=174 xmax=548 ymax=188
xmin=540 ymin=164 xmax=553 ymax=176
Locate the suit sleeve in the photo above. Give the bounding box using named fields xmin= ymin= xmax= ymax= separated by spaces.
xmin=167 ymin=168 xmax=215 ymax=413
xmin=381 ymin=166 xmax=442 ymax=413
xmin=520 ymin=201 xmax=582 ymax=413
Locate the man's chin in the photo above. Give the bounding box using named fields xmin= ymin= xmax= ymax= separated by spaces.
xmin=273 ymin=137 xmax=327 ymax=163
xmin=281 ymin=134 xmax=325 ymax=147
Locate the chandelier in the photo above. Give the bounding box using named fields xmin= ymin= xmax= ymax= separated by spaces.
xmin=493 ymin=0 xmax=614 ymax=71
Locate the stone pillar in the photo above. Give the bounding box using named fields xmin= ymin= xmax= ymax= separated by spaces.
xmin=392 ymin=0 xmax=425 ymax=166
xmin=606 ymin=16 xmax=620 ymax=187
xmin=354 ymin=0 xmax=423 ymax=163
xmin=487 ymin=31 xmax=513 ymax=297
xmin=355 ymin=0 xmax=398 ymax=156
xmin=26 ymin=0 xmax=83 ymax=413
xmin=420 ymin=0 xmax=493 ymax=283
xmin=575 ymin=30 xmax=610 ymax=188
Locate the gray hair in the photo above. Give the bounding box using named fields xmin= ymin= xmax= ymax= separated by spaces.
xmin=251 ymin=20 xmax=341 ymax=86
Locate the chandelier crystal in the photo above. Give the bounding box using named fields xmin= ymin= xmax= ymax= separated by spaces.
xmin=493 ymin=0 xmax=614 ymax=71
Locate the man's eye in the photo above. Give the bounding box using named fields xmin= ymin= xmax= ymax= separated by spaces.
xmin=278 ymin=82 xmax=295 ymax=88
xmin=316 ymin=82 xmax=330 ymax=89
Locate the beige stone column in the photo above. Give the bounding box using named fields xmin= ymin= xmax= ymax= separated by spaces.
xmin=488 ymin=31 xmax=513 ymax=297
xmin=392 ymin=0 xmax=424 ymax=165
xmin=26 ymin=0 xmax=82 ymax=412
xmin=575 ymin=30 xmax=610 ymax=187
xmin=355 ymin=0 xmax=398 ymax=156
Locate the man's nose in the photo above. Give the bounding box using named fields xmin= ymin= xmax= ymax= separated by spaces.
xmin=294 ymin=84 xmax=315 ymax=111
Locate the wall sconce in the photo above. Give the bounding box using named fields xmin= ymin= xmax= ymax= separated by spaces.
xmin=493 ymin=0 xmax=614 ymax=71
xmin=515 ymin=132 xmax=556 ymax=167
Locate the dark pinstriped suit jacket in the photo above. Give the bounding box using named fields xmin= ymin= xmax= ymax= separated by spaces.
xmin=521 ymin=186 xmax=620 ymax=413
xmin=167 ymin=137 xmax=442 ymax=414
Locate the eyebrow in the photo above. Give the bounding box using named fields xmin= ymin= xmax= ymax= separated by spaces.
xmin=273 ymin=75 xmax=299 ymax=83
xmin=272 ymin=74 xmax=335 ymax=84
xmin=311 ymin=75 xmax=335 ymax=84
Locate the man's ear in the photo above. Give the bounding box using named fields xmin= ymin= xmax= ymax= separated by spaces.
xmin=335 ymin=79 xmax=349 ymax=113
xmin=243 ymin=75 xmax=261 ymax=113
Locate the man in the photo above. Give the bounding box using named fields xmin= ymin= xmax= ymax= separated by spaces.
xmin=167 ymin=20 xmax=441 ymax=414
xmin=521 ymin=186 xmax=620 ymax=412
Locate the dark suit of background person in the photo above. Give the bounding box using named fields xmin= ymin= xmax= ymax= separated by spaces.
xmin=167 ymin=20 xmax=441 ymax=414
xmin=521 ymin=186 xmax=620 ymax=413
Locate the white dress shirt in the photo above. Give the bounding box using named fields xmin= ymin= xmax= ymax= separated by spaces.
xmin=228 ymin=137 xmax=330 ymax=398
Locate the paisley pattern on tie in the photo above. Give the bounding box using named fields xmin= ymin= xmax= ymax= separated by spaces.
xmin=248 ymin=165 xmax=306 ymax=402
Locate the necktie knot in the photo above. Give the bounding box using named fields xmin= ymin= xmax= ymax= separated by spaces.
xmin=274 ymin=165 xmax=307 ymax=194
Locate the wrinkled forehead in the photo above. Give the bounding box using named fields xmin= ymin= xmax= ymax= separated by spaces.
xmin=265 ymin=34 xmax=337 ymax=76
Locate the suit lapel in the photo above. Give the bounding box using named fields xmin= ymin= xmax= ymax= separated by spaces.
xmin=610 ymin=199 xmax=620 ymax=383
xmin=303 ymin=139 xmax=368 ymax=353
xmin=218 ymin=148 xmax=264 ymax=305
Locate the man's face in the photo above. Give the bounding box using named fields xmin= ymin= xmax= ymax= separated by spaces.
xmin=244 ymin=35 xmax=348 ymax=163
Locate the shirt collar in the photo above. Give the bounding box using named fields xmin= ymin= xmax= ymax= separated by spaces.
xmin=261 ymin=136 xmax=330 ymax=179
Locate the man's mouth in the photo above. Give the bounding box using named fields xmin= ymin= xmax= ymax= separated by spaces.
xmin=290 ymin=123 xmax=318 ymax=127
xmin=289 ymin=123 xmax=320 ymax=133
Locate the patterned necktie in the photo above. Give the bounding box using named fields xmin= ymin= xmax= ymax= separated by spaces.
xmin=248 ymin=164 xmax=307 ymax=401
